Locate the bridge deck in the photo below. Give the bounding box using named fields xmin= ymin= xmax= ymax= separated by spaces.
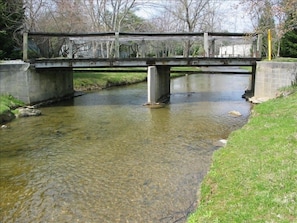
xmin=33 ymin=57 xmax=260 ymax=69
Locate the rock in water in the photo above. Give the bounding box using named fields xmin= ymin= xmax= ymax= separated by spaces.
xmin=143 ymin=103 xmax=166 ymax=109
xmin=228 ymin=110 xmax=242 ymax=117
xmin=213 ymin=139 xmax=227 ymax=147
xmin=17 ymin=108 xmax=42 ymax=117
xmin=0 ymin=111 xmax=15 ymax=123
xmin=248 ymin=97 xmax=270 ymax=104
xmin=219 ymin=139 xmax=227 ymax=145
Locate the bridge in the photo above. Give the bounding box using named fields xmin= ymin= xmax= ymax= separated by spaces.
xmin=19 ymin=31 xmax=262 ymax=104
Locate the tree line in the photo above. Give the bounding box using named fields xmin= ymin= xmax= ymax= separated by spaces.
xmin=240 ymin=0 xmax=297 ymax=58
xmin=0 ymin=0 xmax=296 ymax=60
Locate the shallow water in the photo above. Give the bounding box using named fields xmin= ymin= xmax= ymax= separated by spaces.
xmin=0 ymin=73 xmax=251 ymax=222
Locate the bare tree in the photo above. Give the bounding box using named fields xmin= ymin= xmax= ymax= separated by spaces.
xmin=82 ymin=0 xmax=144 ymax=57
xmin=24 ymin=0 xmax=45 ymax=31
xmin=161 ymin=0 xmax=211 ymax=32
xmin=48 ymin=0 xmax=89 ymax=32
xmin=158 ymin=0 xmax=216 ymax=56
xmin=23 ymin=0 xmax=90 ymax=57
xmin=24 ymin=0 xmax=87 ymax=32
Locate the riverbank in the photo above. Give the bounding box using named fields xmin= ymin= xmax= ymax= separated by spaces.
xmin=0 ymin=95 xmax=25 ymax=124
xmin=73 ymin=67 xmax=194 ymax=91
xmin=73 ymin=68 xmax=147 ymax=91
xmin=187 ymin=85 xmax=297 ymax=222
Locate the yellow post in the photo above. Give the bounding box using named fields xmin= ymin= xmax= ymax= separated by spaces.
xmin=268 ymin=29 xmax=272 ymax=61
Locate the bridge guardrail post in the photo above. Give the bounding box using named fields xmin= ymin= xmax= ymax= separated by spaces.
xmin=257 ymin=34 xmax=262 ymax=58
xmin=115 ymin=32 xmax=120 ymax=58
xmin=252 ymin=37 xmax=257 ymax=57
xmin=204 ymin=32 xmax=209 ymax=57
xmin=210 ymin=38 xmax=215 ymax=57
xmin=140 ymin=39 xmax=145 ymax=58
xmin=23 ymin=32 xmax=28 ymax=61
xmin=67 ymin=38 xmax=73 ymax=59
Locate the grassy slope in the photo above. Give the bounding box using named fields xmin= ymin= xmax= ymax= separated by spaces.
xmin=188 ymin=89 xmax=297 ymax=222
xmin=0 ymin=95 xmax=25 ymax=114
xmin=73 ymin=72 xmax=147 ymax=91
xmin=0 ymin=95 xmax=25 ymax=123
xmin=73 ymin=67 xmax=199 ymax=91
xmin=267 ymin=57 xmax=297 ymax=62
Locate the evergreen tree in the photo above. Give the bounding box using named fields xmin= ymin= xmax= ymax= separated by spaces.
xmin=280 ymin=1 xmax=297 ymax=58
xmin=280 ymin=28 xmax=297 ymax=57
xmin=0 ymin=0 xmax=24 ymax=59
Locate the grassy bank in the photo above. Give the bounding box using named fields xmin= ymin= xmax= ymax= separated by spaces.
xmin=188 ymin=86 xmax=297 ymax=222
xmin=73 ymin=68 xmax=147 ymax=91
xmin=0 ymin=95 xmax=25 ymax=123
xmin=73 ymin=67 xmax=199 ymax=91
xmin=0 ymin=95 xmax=25 ymax=114
xmin=266 ymin=57 xmax=297 ymax=62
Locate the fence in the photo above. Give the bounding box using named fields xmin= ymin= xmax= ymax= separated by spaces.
xmin=23 ymin=32 xmax=261 ymax=61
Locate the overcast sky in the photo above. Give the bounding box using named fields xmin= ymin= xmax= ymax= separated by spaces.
xmin=135 ymin=0 xmax=253 ymax=32
xmin=219 ymin=0 xmax=253 ymax=32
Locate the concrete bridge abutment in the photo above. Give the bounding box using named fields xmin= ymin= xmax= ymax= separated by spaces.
xmin=254 ymin=61 xmax=297 ymax=99
xmin=0 ymin=61 xmax=74 ymax=105
xmin=147 ymin=66 xmax=171 ymax=104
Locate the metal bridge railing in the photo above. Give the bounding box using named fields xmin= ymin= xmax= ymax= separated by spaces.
xmin=23 ymin=32 xmax=262 ymax=62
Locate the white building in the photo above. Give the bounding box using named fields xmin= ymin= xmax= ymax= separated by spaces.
xmin=219 ymin=44 xmax=252 ymax=57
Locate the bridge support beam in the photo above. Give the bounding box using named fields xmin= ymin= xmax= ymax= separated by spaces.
xmin=147 ymin=66 xmax=170 ymax=104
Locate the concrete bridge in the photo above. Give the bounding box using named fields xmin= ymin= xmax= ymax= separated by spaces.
xmin=2 ymin=32 xmax=263 ymax=105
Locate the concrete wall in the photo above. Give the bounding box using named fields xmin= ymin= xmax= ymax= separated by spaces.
xmin=254 ymin=61 xmax=297 ymax=99
xmin=0 ymin=60 xmax=74 ymax=104
xmin=0 ymin=61 xmax=30 ymax=103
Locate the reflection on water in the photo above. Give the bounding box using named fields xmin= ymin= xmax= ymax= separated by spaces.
xmin=0 ymin=74 xmax=251 ymax=222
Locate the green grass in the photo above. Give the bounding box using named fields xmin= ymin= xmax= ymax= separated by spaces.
xmin=263 ymin=57 xmax=297 ymax=62
xmin=272 ymin=57 xmax=297 ymax=62
xmin=187 ymin=87 xmax=297 ymax=223
xmin=0 ymin=95 xmax=25 ymax=123
xmin=74 ymin=67 xmax=147 ymax=72
xmin=73 ymin=71 xmax=147 ymax=91
xmin=171 ymin=67 xmax=201 ymax=72
xmin=73 ymin=67 xmax=199 ymax=91
xmin=0 ymin=95 xmax=25 ymax=114
xmin=240 ymin=66 xmax=252 ymax=72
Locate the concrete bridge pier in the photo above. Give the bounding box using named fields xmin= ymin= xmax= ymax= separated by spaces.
xmin=147 ymin=66 xmax=170 ymax=104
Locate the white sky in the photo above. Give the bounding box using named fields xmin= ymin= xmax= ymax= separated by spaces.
xmin=218 ymin=0 xmax=253 ymax=32
xmin=135 ymin=0 xmax=254 ymax=32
